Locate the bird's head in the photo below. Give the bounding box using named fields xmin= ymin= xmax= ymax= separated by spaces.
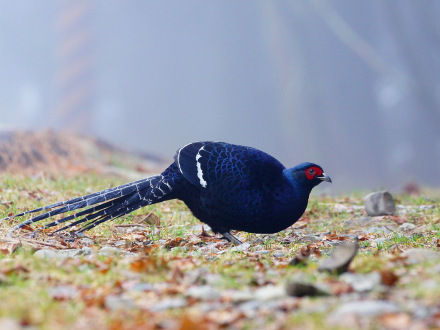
xmin=286 ymin=162 xmax=332 ymax=188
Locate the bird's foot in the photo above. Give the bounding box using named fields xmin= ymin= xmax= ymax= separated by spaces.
xmin=222 ymin=232 xmax=243 ymax=245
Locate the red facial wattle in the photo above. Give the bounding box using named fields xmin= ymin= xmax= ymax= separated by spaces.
xmin=305 ymin=166 xmax=323 ymax=180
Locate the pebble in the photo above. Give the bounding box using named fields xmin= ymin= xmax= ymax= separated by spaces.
xmin=0 ymin=318 xmax=21 ymax=330
xmin=398 ymin=223 xmax=416 ymax=232
xmin=254 ymin=250 xmax=270 ymax=255
xmin=149 ymin=298 xmax=187 ymax=311
xmin=97 ymin=246 xmax=122 ymax=256
xmin=104 ymin=295 xmax=137 ymax=310
xmin=296 ymin=235 xmax=319 ymax=243
xmin=285 ymin=282 xmax=326 ymax=297
xmin=273 ymin=252 xmax=285 ymax=258
xmin=78 ymin=237 xmax=95 ymax=246
xmin=373 ymin=237 xmax=388 ymax=245
xmin=332 ymin=300 xmax=400 ymax=318
xmin=340 ymin=272 xmax=382 ymax=292
xmin=318 ymin=241 xmax=359 ymax=274
xmin=230 ymin=242 xmax=250 ymax=252
xmin=48 ymin=286 xmax=79 ymax=300
xmin=186 ymin=285 xmax=221 ymax=300
xmin=402 ymin=248 xmax=440 ymax=264
xmin=363 ymin=226 xmax=392 ymax=235
xmin=34 ymin=247 xmax=92 ymax=260
xmin=364 ymin=191 xmax=396 ymax=216
xmin=345 ymin=217 xmax=374 ymax=227
xmin=254 ymin=285 xmax=286 ymax=301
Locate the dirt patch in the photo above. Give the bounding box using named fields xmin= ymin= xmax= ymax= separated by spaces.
xmin=0 ymin=129 xmax=163 ymax=176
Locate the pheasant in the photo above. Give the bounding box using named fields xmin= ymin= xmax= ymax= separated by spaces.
xmin=5 ymin=142 xmax=331 ymax=244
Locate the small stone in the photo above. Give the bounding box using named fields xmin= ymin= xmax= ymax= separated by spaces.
xmin=48 ymin=286 xmax=79 ymax=300
xmin=98 ymin=246 xmax=122 ymax=256
xmin=149 ymin=298 xmax=187 ymax=311
xmin=318 ymin=241 xmax=359 ymax=274
xmin=285 ymin=282 xmax=327 ymax=297
xmin=0 ymin=318 xmax=21 ymax=330
xmin=104 ymin=295 xmax=137 ymax=310
xmin=227 ymin=290 xmax=254 ymax=303
xmin=398 ymin=223 xmax=416 ymax=232
xmin=373 ymin=238 xmax=388 ymax=245
xmin=340 ymin=272 xmax=382 ymax=292
xmin=254 ymin=250 xmax=270 ymax=254
xmin=363 ymin=226 xmax=391 ymax=235
xmin=127 ymin=226 xmax=146 ymax=233
xmin=364 ymin=191 xmax=396 ymax=216
xmin=186 ymin=285 xmax=221 ymax=300
xmin=332 ymin=300 xmax=400 ymax=318
xmin=273 ymin=252 xmax=285 ymax=258
xmin=78 ymin=237 xmax=95 ymax=246
xmin=254 ymin=285 xmax=286 ymax=301
xmin=34 ymin=249 xmax=87 ymax=260
xmin=132 ymin=283 xmax=155 ymax=292
xmin=296 ymin=235 xmax=319 ymax=243
xmin=231 ymin=242 xmax=250 ymax=252
xmin=402 ymin=248 xmax=440 ymax=264
xmin=345 ymin=217 xmax=374 ymax=227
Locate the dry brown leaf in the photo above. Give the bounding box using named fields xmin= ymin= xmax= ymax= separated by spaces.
xmin=379 ymin=313 xmax=412 ymax=330
xmin=380 ymin=269 xmax=399 ymax=286
xmin=0 ymin=242 xmax=21 ymax=254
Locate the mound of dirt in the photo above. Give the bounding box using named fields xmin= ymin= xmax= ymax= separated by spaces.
xmin=0 ymin=129 xmax=164 ymax=176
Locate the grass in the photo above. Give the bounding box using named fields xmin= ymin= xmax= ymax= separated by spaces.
xmin=0 ymin=172 xmax=439 ymax=329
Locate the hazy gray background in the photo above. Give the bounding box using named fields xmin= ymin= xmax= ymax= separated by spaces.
xmin=1 ymin=1 xmax=439 ymax=191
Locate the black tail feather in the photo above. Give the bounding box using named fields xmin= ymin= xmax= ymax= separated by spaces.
xmin=3 ymin=177 xmax=148 ymax=221
xmin=6 ymin=174 xmax=174 ymax=236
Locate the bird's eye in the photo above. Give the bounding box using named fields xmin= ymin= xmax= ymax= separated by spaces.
xmin=308 ymin=168 xmax=315 ymax=175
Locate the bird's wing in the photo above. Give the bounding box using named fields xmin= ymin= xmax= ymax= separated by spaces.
xmin=175 ymin=142 xmax=285 ymax=190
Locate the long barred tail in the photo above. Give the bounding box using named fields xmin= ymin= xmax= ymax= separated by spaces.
xmin=5 ymin=174 xmax=175 ymax=236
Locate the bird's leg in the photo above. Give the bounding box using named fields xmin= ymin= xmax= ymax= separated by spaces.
xmin=222 ymin=232 xmax=243 ymax=245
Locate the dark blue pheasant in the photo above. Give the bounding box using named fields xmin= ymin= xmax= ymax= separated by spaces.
xmin=5 ymin=142 xmax=331 ymax=244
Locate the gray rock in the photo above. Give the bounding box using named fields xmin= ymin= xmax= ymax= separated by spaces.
xmin=0 ymin=318 xmax=21 ymax=330
xmin=398 ymin=223 xmax=416 ymax=232
xmin=285 ymin=282 xmax=327 ymax=297
xmin=186 ymin=285 xmax=221 ymax=300
xmin=402 ymin=248 xmax=440 ymax=264
xmin=363 ymin=226 xmax=392 ymax=235
xmin=231 ymin=242 xmax=250 ymax=252
xmin=34 ymin=248 xmax=91 ymax=260
xmin=98 ymin=246 xmax=122 ymax=256
xmin=318 ymin=241 xmax=359 ymax=274
xmin=227 ymin=290 xmax=254 ymax=303
xmin=296 ymin=235 xmax=319 ymax=243
xmin=345 ymin=217 xmax=374 ymax=227
xmin=254 ymin=250 xmax=270 ymax=254
xmin=132 ymin=283 xmax=155 ymax=292
xmin=78 ymin=237 xmax=95 ymax=246
xmin=273 ymin=252 xmax=285 ymax=258
xmin=373 ymin=237 xmax=388 ymax=245
xmin=149 ymin=298 xmax=187 ymax=311
xmin=332 ymin=300 xmax=400 ymax=317
xmin=254 ymin=285 xmax=286 ymax=301
xmin=340 ymin=272 xmax=382 ymax=292
xmin=104 ymin=295 xmax=137 ymax=310
xmin=364 ymin=191 xmax=396 ymax=216
xmin=48 ymin=286 xmax=79 ymax=300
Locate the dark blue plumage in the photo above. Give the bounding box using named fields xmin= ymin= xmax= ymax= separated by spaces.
xmin=5 ymin=142 xmax=331 ymax=244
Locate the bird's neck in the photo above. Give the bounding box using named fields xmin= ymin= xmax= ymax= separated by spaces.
xmin=279 ymin=168 xmax=313 ymax=203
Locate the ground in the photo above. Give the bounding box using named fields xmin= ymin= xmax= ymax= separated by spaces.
xmin=0 ymin=172 xmax=439 ymax=329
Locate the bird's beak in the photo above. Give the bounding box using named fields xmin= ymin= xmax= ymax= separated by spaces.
xmin=318 ymin=173 xmax=332 ymax=183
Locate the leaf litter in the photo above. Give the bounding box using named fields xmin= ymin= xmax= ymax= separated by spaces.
xmin=0 ymin=174 xmax=440 ymax=329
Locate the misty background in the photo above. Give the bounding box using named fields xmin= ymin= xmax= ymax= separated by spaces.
xmin=0 ymin=1 xmax=439 ymax=191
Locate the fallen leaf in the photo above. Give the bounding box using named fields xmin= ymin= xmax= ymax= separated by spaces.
xmin=379 ymin=313 xmax=411 ymax=330
xmin=380 ymin=269 xmax=399 ymax=286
